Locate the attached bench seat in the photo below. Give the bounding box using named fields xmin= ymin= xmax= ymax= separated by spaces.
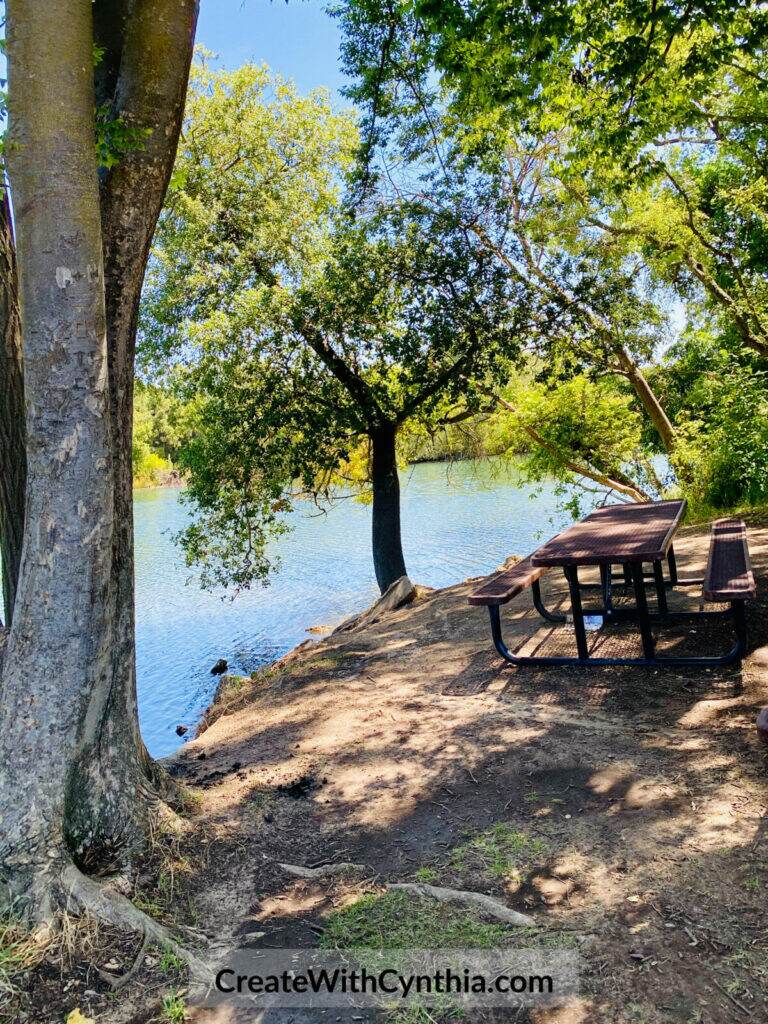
xmin=470 ymin=518 xmax=755 ymax=668
xmin=468 ymin=554 xmax=547 ymax=606
xmin=703 ymin=518 xmax=755 ymax=603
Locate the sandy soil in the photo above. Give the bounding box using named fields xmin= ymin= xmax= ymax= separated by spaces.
xmin=14 ymin=522 xmax=768 ymax=1024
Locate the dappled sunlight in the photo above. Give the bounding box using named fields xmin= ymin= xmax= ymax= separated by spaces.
xmin=188 ymin=1007 xmax=240 ymax=1024
xmin=676 ymin=696 xmax=757 ymax=729
xmin=172 ymin=523 xmax=768 ymax=1024
xmin=254 ymin=885 xmax=328 ymax=924
xmin=321 ymin=721 xmax=549 ymax=828
xmin=531 ymin=1002 xmax=594 ymax=1024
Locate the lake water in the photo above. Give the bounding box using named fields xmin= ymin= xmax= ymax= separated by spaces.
xmin=135 ymin=460 xmax=593 ymax=757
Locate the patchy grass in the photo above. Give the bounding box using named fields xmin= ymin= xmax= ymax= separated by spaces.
xmin=0 ymin=910 xmax=45 ymax=1001
xmin=160 ymin=989 xmax=187 ymax=1023
xmin=320 ymin=892 xmax=516 ymax=1021
xmin=320 ymin=891 xmax=509 ymax=950
xmin=132 ymin=881 xmax=198 ymax=932
xmin=200 ymin=673 xmax=255 ymax=727
xmin=390 ymin=1007 xmax=466 ymax=1023
xmin=0 ymin=909 xmax=118 ymax=1023
xmin=414 ymin=866 xmax=439 ymax=883
xmin=128 ymin=811 xmax=202 ymax=931
xmin=172 ymin=784 xmax=203 ymax=815
xmin=159 ymin=947 xmax=184 ymax=975
xmin=288 ymin=653 xmax=344 ymax=673
xmin=450 ymin=824 xmax=548 ymax=883
xmin=275 ymin=653 xmax=347 ymax=689
xmin=196 ymin=671 xmax=270 ymax=733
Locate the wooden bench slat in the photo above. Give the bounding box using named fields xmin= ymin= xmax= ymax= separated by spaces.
xmin=703 ymin=518 xmax=756 ymax=602
xmin=468 ymin=554 xmax=548 ymax=607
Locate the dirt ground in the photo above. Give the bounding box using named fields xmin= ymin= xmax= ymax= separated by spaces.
xmin=11 ymin=521 xmax=768 ymax=1024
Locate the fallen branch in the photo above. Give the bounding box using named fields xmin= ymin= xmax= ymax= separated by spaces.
xmin=713 ymin=977 xmax=753 ymax=1017
xmin=278 ymin=862 xmax=366 ymax=880
xmin=386 ymin=883 xmax=535 ymax=926
xmin=62 ymin=864 xmax=210 ymax=982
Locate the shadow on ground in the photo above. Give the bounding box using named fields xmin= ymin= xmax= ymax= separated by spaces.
xmin=70 ymin=521 xmax=767 ymax=1024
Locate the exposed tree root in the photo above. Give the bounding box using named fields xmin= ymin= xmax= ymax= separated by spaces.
xmin=96 ymin=926 xmax=151 ymax=990
xmin=61 ymin=864 xmax=210 ymax=981
xmin=278 ymin=862 xmax=366 ymax=880
xmin=387 ymin=882 xmax=535 ymax=926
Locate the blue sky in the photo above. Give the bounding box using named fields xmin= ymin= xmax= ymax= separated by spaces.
xmin=196 ymin=0 xmax=348 ymax=98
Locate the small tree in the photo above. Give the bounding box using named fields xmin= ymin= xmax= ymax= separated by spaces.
xmin=170 ymin=204 xmax=525 ymax=593
xmin=143 ymin=63 xmax=529 ymax=593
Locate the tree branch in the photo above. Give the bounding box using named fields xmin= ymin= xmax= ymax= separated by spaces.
xmin=397 ymin=346 xmax=474 ymax=423
xmin=488 ymin=392 xmax=651 ymax=503
xmin=297 ymin=321 xmax=384 ymax=427
xmin=685 ymin=257 xmax=768 ymax=357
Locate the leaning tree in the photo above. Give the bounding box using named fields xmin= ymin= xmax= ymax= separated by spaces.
xmin=0 ymin=0 xmax=198 ymax=932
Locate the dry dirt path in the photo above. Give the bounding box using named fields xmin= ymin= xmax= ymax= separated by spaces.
xmin=160 ymin=523 xmax=768 ymax=1024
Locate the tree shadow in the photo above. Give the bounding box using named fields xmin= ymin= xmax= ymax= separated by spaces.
xmin=180 ymin=523 xmax=768 ymax=1024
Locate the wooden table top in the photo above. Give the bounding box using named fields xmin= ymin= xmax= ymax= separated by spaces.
xmin=531 ymin=500 xmax=686 ymax=568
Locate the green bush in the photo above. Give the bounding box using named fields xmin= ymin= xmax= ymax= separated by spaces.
xmin=655 ymin=334 xmax=768 ymax=513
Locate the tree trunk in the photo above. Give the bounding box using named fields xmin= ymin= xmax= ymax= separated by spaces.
xmin=370 ymin=423 xmax=408 ymax=593
xmin=0 ymin=0 xmax=120 ymax=914
xmin=0 ymin=189 xmax=25 ymax=626
xmin=89 ymin=0 xmax=200 ymax=812
xmin=615 ymin=347 xmax=677 ymax=454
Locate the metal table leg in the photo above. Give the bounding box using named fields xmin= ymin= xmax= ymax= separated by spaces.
xmin=600 ymin=563 xmax=613 ymax=620
xmin=667 ymin=546 xmax=678 ymax=586
xmin=653 ymin=560 xmax=668 ymax=617
xmin=630 ymin=562 xmax=655 ymax=661
xmin=531 ymin=578 xmax=567 ymax=623
xmin=733 ymin=600 xmax=747 ymax=657
xmin=564 ymin=565 xmax=589 ymax=660
xmin=486 ymin=599 xmax=746 ymax=668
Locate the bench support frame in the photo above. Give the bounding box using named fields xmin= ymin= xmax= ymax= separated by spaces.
xmin=488 ymin=560 xmax=748 ymax=669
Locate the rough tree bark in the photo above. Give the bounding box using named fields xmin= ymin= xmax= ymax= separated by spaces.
xmin=0 ymin=190 xmax=25 ymax=627
xmin=80 ymin=0 xmax=200 ymax=838
xmin=370 ymin=422 xmax=408 ymax=592
xmin=0 ymin=0 xmax=119 ymax=913
xmin=0 ymin=0 xmax=198 ymax=920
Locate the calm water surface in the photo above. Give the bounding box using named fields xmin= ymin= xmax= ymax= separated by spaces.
xmin=135 ymin=460 xmax=592 ymax=756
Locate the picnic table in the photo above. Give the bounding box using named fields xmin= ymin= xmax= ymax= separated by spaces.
xmin=469 ymin=499 xmax=755 ymax=669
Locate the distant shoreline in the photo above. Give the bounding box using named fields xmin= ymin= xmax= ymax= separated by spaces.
xmin=132 ymin=453 xmax=498 ymax=492
xmin=132 ymin=472 xmax=185 ymax=492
